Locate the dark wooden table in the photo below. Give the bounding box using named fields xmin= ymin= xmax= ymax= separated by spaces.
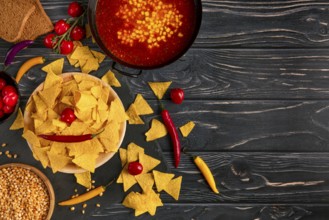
xmin=2 ymin=0 xmax=329 ymax=219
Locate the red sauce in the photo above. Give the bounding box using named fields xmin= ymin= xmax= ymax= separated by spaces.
xmin=96 ymin=0 xmax=197 ymax=68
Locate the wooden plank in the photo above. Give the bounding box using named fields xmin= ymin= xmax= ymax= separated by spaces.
xmin=143 ymin=100 xmax=329 ymax=152
xmin=91 ymin=203 xmax=329 ymax=220
xmin=4 ymin=48 xmax=329 ymax=100
xmin=160 ymin=152 xmax=329 ymax=203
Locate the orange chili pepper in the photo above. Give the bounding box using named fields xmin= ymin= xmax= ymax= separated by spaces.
xmin=16 ymin=56 xmax=45 ymax=83
xmin=193 ymin=156 xmax=219 ymax=194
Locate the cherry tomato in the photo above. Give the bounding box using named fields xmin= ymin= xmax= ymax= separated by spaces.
xmin=0 ymin=110 xmax=4 ymax=118
xmin=60 ymin=40 xmax=74 ymax=55
xmin=3 ymin=93 xmax=18 ymax=107
xmin=70 ymin=26 xmax=86 ymax=41
xmin=3 ymin=105 xmax=14 ymax=114
xmin=170 ymin=88 xmax=185 ymax=104
xmin=0 ymin=99 xmax=3 ymax=110
xmin=2 ymin=85 xmax=16 ymax=97
xmin=60 ymin=108 xmax=77 ymax=124
xmin=128 ymin=161 xmax=143 ymax=175
xmin=68 ymin=2 xmax=84 ymax=17
xmin=0 ymin=78 xmax=7 ymax=91
xmin=43 ymin=33 xmax=57 ymax=49
xmin=54 ymin=19 xmax=70 ymax=35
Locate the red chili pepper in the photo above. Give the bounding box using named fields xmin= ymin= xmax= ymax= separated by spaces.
xmin=39 ymin=130 xmax=103 ymax=143
xmin=161 ymin=109 xmax=181 ymax=168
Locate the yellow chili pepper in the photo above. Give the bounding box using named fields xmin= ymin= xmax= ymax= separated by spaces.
xmin=58 ymin=186 xmax=105 ymax=206
xmin=194 ymin=156 xmax=219 ymax=194
xmin=16 ymin=56 xmax=45 ymax=83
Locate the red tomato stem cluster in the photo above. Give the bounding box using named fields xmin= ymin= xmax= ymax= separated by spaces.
xmin=0 ymin=78 xmax=18 ymax=118
xmin=43 ymin=2 xmax=86 ymax=54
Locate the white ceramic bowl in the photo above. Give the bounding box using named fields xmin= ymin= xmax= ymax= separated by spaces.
xmin=24 ymin=72 xmax=126 ymax=173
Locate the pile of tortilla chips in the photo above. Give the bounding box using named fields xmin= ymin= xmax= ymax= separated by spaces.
xmin=126 ymin=94 xmax=153 ymax=125
xmin=22 ymin=71 xmax=128 ymax=173
xmin=117 ymin=142 xmax=182 ymax=216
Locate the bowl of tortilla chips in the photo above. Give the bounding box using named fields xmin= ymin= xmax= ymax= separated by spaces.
xmin=23 ymin=72 xmax=127 ymax=173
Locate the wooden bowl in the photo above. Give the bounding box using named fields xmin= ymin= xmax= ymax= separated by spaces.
xmin=0 ymin=163 xmax=55 ymax=220
xmin=24 ymin=72 xmax=127 ymax=173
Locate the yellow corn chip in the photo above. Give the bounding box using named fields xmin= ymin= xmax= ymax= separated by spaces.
xmin=81 ymin=58 xmax=99 ymax=74
xmin=153 ymin=170 xmax=174 ymax=192
xmin=38 ymin=85 xmax=61 ymax=108
xmin=60 ymin=95 xmax=74 ymax=106
xmin=71 ymin=46 xmax=94 ymax=60
xmin=67 ymin=41 xmax=83 ymax=66
xmin=101 ymin=70 xmax=121 ymax=87
xmin=145 ymin=119 xmax=167 ymax=142
xmin=47 ymin=151 xmax=71 ymax=173
xmin=179 ymin=121 xmax=195 ymax=137
xmin=108 ymin=98 xmax=128 ymax=123
xmin=67 ymin=140 xmax=103 ymax=157
xmin=32 ymin=146 xmax=50 ymax=168
xmin=122 ymin=164 xmax=137 ymax=192
xmin=139 ymin=152 xmax=160 ymax=174
xmin=126 ymin=104 xmax=144 ymax=125
xmin=142 ymin=189 xmax=163 ymax=216
xmin=41 ymin=58 xmax=64 ymax=75
xmin=49 ymin=141 xmax=67 ymax=156
xmin=9 ymin=108 xmax=24 ymax=130
xmin=119 ymin=148 xmax=127 ymax=167
xmin=72 ymin=154 xmax=98 ymax=173
xmin=133 ymin=94 xmax=153 ymax=115
xmin=35 ymin=120 xmax=57 ymax=135
xmin=135 ymin=173 xmax=155 ymax=192
xmin=163 ymin=176 xmax=182 ymax=200
xmin=148 ymin=81 xmax=172 ymax=100
xmin=22 ymin=130 xmax=40 ymax=147
xmin=47 ymin=109 xmax=59 ymax=120
xmin=43 ymin=70 xmax=63 ymax=90
xmin=123 ymin=192 xmax=146 ymax=214
xmin=127 ymin=142 xmax=144 ymax=163
xmin=52 ymin=119 xmax=67 ymax=130
xmin=74 ymin=91 xmax=98 ymax=110
xmin=90 ymin=85 xmax=102 ymax=98
xmin=116 ymin=172 xmax=123 ymax=183
xmin=78 ymin=80 xmax=95 ymax=91
xmin=75 ymin=172 xmax=92 ymax=189
xmin=91 ymin=50 xmax=106 ymax=63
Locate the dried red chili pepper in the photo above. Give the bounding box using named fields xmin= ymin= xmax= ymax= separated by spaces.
xmin=161 ymin=109 xmax=181 ymax=168
xmin=39 ymin=130 xmax=103 ymax=143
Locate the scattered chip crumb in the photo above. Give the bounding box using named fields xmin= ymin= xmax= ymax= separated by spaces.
xmin=96 ymin=203 xmax=101 ymax=207
xmin=70 ymin=207 xmax=75 ymax=211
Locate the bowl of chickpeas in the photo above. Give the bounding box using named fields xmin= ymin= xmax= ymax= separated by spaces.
xmin=0 ymin=163 xmax=55 ymax=220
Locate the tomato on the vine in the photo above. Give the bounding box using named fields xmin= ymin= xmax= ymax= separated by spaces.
xmin=2 ymin=85 xmax=16 ymax=97
xmin=44 ymin=33 xmax=57 ymax=49
xmin=54 ymin=19 xmax=70 ymax=35
xmin=70 ymin=26 xmax=86 ymax=41
xmin=60 ymin=40 xmax=74 ymax=55
xmin=3 ymin=93 xmax=18 ymax=107
xmin=3 ymin=105 xmax=14 ymax=114
xmin=68 ymin=2 xmax=84 ymax=17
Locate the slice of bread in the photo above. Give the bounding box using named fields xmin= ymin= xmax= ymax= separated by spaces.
xmin=0 ymin=0 xmax=36 ymax=42
xmin=18 ymin=0 xmax=54 ymax=41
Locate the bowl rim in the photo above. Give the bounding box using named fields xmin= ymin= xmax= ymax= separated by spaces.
xmin=0 ymin=163 xmax=55 ymax=220
xmin=23 ymin=72 xmax=127 ymax=174
xmin=87 ymin=0 xmax=203 ymax=70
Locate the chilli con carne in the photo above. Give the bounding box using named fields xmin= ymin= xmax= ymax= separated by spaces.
xmin=96 ymin=0 xmax=196 ymax=67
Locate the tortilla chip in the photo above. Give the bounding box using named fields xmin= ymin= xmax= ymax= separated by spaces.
xmin=49 ymin=141 xmax=67 ymax=156
xmin=126 ymin=104 xmax=144 ymax=125
xmin=153 ymin=170 xmax=174 ymax=192
xmin=122 ymin=164 xmax=137 ymax=192
xmin=71 ymin=46 xmax=94 ymax=60
xmin=9 ymin=108 xmax=24 ymax=130
xmin=90 ymin=85 xmax=102 ymax=98
xmin=108 ymin=98 xmax=128 ymax=123
xmin=142 ymin=189 xmax=163 ymax=216
xmin=78 ymin=80 xmax=95 ymax=91
xmin=81 ymin=57 xmax=99 ymax=74
xmin=127 ymin=142 xmax=144 ymax=163
xmin=179 ymin=121 xmax=195 ymax=137
xmin=119 ymin=148 xmax=127 ymax=167
xmin=91 ymin=50 xmax=106 ymax=63
xmin=32 ymin=146 xmax=50 ymax=168
xmin=145 ymin=119 xmax=167 ymax=141
xmin=164 ymin=176 xmax=182 ymax=200
xmin=38 ymin=85 xmax=61 ymax=108
xmin=101 ymin=70 xmax=121 ymax=87
xmin=75 ymin=172 xmax=92 ymax=189
xmin=74 ymin=91 xmax=98 ymax=110
xmin=135 ymin=173 xmax=154 ymax=192
xmin=43 ymin=70 xmax=63 ymax=90
xmin=72 ymin=154 xmax=98 ymax=173
xmin=47 ymin=151 xmax=71 ymax=173
xmin=148 ymin=81 xmax=172 ymax=100
xmin=139 ymin=152 xmax=160 ymax=174
xmin=133 ymin=94 xmax=153 ymax=115
xmin=22 ymin=130 xmax=40 ymax=147
xmin=41 ymin=58 xmax=64 ymax=75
